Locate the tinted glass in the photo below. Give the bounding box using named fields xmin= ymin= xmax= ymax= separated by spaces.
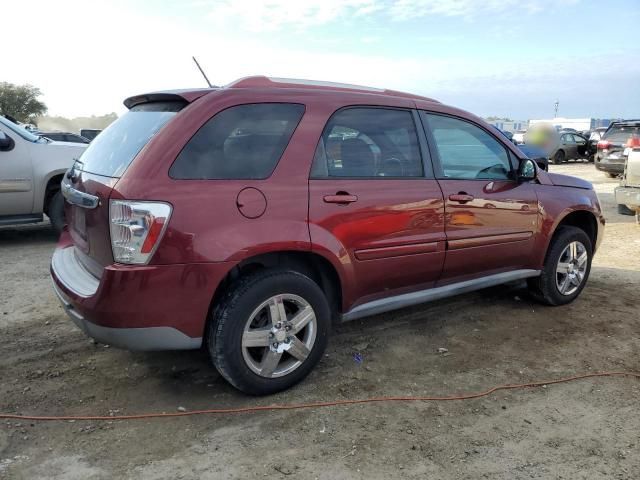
xmin=80 ymin=101 xmax=183 ymax=177
xmin=312 ymin=108 xmax=423 ymax=178
xmin=604 ymin=124 xmax=640 ymax=143
xmin=425 ymin=114 xmax=511 ymax=180
xmin=170 ymin=103 xmax=304 ymax=180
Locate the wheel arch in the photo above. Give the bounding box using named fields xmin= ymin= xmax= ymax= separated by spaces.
xmin=206 ymin=250 xmax=344 ymax=336
xmin=42 ymin=171 xmax=65 ymax=215
xmin=549 ymin=209 xmax=599 ymax=255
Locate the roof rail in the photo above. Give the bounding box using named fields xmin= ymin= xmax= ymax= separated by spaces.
xmin=225 ymin=76 xmax=439 ymax=103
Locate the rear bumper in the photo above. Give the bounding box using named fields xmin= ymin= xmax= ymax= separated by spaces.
xmin=595 ymin=156 xmax=625 ymax=173
xmin=615 ymin=186 xmax=640 ymax=209
xmin=50 ymin=244 xmax=234 ymax=351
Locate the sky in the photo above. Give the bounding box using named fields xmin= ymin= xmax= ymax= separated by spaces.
xmin=3 ymin=0 xmax=639 ymax=120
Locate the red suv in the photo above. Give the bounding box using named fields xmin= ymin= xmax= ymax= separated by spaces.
xmin=51 ymin=76 xmax=605 ymax=394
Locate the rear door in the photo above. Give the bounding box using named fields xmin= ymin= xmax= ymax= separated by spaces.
xmin=420 ymin=112 xmax=538 ymax=284
xmin=309 ymin=107 xmax=446 ymax=306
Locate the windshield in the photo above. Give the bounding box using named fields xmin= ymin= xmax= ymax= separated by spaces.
xmin=79 ymin=101 xmax=184 ymax=177
xmin=0 ymin=115 xmax=42 ymax=142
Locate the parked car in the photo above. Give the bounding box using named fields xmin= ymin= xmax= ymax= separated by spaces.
xmin=516 ymin=144 xmax=549 ymax=171
xmin=526 ymin=124 xmax=589 ymax=164
xmin=595 ymin=120 xmax=640 ymax=178
xmin=512 ymin=130 xmax=526 ymax=144
xmin=0 ymin=115 xmax=88 ymax=232
xmin=615 ymin=148 xmax=640 ymax=222
xmin=40 ymin=132 xmax=90 ymax=144
xmin=80 ymin=129 xmax=102 ymax=141
xmin=50 ymin=76 xmax=605 ymax=395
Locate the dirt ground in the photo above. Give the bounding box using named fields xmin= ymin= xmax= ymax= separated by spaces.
xmin=1 ymin=162 xmax=639 ymax=479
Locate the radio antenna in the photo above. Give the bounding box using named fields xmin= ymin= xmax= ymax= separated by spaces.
xmin=192 ymin=56 xmax=213 ymax=88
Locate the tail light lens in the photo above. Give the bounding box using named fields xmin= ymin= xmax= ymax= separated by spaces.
xmin=597 ymin=140 xmax=611 ymax=150
xmin=109 ymin=200 xmax=172 ymax=264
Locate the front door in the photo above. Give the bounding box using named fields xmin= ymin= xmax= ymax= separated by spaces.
xmin=309 ymin=107 xmax=446 ymax=308
xmin=421 ymin=112 xmax=539 ymax=284
xmin=0 ymin=128 xmax=34 ymax=216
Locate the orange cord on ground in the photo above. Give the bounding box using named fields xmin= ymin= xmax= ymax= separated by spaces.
xmin=2 ymin=371 xmax=638 ymax=422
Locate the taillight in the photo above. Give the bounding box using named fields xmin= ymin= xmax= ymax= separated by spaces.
xmin=597 ymin=140 xmax=611 ymax=150
xmin=109 ymin=200 xmax=172 ymax=264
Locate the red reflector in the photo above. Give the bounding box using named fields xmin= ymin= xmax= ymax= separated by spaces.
xmin=141 ymin=218 xmax=165 ymax=254
xmin=597 ymin=140 xmax=611 ymax=149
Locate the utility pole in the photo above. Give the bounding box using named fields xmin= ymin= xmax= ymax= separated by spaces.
xmin=554 ymin=99 xmax=559 ymax=118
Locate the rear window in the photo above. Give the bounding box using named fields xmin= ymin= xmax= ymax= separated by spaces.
xmin=79 ymin=101 xmax=184 ymax=177
xmin=604 ymin=124 xmax=640 ymax=143
xmin=169 ymin=103 xmax=305 ymax=180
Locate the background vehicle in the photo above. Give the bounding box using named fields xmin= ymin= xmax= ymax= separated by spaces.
xmin=516 ymin=144 xmax=549 ymax=171
xmin=50 ymin=77 xmax=604 ymax=395
xmin=80 ymin=129 xmax=102 ymax=141
xmin=615 ymin=149 xmax=640 ymax=223
xmin=0 ymin=115 xmax=87 ymax=232
xmin=595 ymin=120 xmax=640 ymax=178
xmin=40 ymin=132 xmax=90 ymax=144
xmin=512 ymin=130 xmax=526 ymax=144
xmin=526 ymin=124 xmax=589 ymax=164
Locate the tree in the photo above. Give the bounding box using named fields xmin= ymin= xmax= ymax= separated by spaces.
xmin=0 ymin=82 xmax=48 ymax=123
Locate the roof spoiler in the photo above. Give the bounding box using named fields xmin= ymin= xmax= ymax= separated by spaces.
xmin=123 ymin=89 xmax=214 ymax=109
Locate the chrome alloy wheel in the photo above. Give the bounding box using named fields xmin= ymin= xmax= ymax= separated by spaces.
xmin=241 ymin=294 xmax=317 ymax=378
xmin=555 ymin=241 xmax=588 ymax=296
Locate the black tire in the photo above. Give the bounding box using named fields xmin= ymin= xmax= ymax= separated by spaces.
xmin=48 ymin=190 xmax=65 ymax=234
xmin=552 ymin=150 xmax=565 ymax=164
xmin=617 ymin=204 xmax=635 ymax=216
xmin=208 ymin=269 xmax=330 ymax=395
xmin=528 ymin=226 xmax=592 ymax=306
xmin=605 ymin=172 xmax=618 ymax=179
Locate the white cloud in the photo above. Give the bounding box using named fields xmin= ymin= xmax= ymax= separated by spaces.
xmin=200 ymin=0 xmax=581 ymax=31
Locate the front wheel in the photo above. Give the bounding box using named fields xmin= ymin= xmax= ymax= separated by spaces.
xmin=208 ymin=269 xmax=330 ymax=395
xmin=528 ymin=226 xmax=592 ymax=306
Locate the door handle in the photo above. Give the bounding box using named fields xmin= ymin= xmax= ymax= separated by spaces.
xmin=448 ymin=193 xmax=474 ymax=203
xmin=323 ymin=193 xmax=358 ymax=204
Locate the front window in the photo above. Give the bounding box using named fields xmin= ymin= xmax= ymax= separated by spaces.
xmin=424 ymin=113 xmax=512 ymax=180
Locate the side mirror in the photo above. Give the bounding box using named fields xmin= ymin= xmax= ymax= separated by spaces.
xmin=0 ymin=131 xmax=15 ymax=152
xmin=518 ymin=158 xmax=537 ymax=181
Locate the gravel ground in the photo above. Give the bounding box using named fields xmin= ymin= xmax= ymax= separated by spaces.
xmin=1 ymin=162 xmax=639 ymax=479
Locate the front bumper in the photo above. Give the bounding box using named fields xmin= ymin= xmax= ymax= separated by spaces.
xmin=615 ymin=186 xmax=640 ymax=210
xmin=50 ymin=244 xmax=233 ymax=351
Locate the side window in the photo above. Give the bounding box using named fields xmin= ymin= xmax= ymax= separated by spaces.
xmin=311 ymin=108 xmax=423 ymax=178
xmin=170 ymin=103 xmax=304 ymax=180
xmin=572 ymin=134 xmax=585 ymax=145
xmin=424 ymin=113 xmax=512 ymax=180
xmin=562 ymin=134 xmax=575 ymax=144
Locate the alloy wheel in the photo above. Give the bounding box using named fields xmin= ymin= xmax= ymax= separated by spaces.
xmin=241 ymin=294 xmax=317 ymax=378
xmin=555 ymin=241 xmax=588 ymax=296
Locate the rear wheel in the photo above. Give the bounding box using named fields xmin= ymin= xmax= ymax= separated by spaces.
xmin=528 ymin=226 xmax=592 ymax=306
xmin=552 ymin=150 xmax=565 ymax=164
xmin=208 ymin=269 xmax=330 ymax=395
xmin=48 ymin=190 xmax=65 ymax=234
